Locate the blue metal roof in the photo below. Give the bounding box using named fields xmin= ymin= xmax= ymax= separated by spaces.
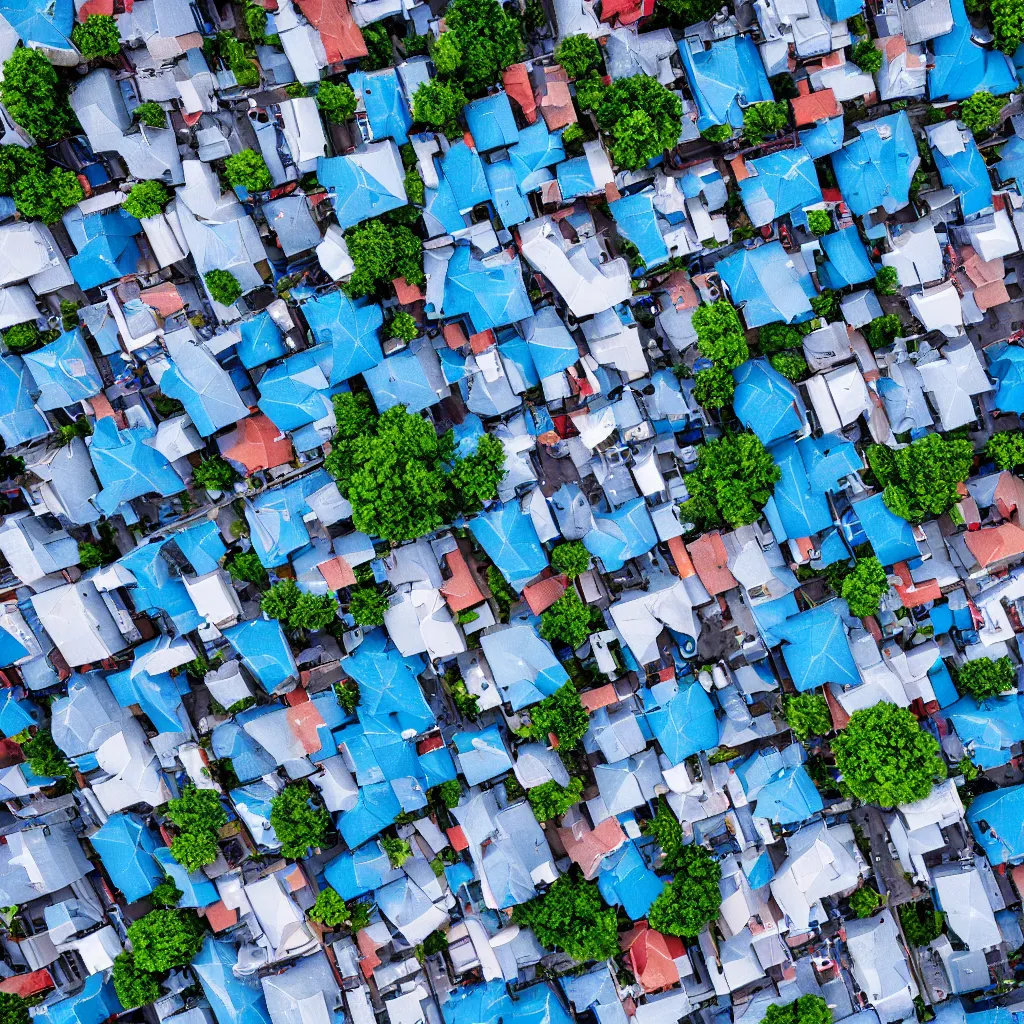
xmin=117 ymin=540 xmax=203 ymax=633
xmin=153 ymin=844 xmax=219 ymax=907
xmin=817 ymin=0 xmax=863 ymax=22
xmin=444 ymin=981 xmax=573 ymax=1024
xmin=508 ymin=121 xmax=565 ymax=192
xmin=946 ymin=694 xmax=1024 ymax=769
xmin=968 ymin=783 xmax=1024 ymax=865
xmin=831 ymin=112 xmax=918 ymax=217
xmin=173 ymin=519 xmax=227 ymax=574
xmin=317 ymin=150 xmax=408 ymax=229
xmin=469 ymin=501 xmax=548 ymax=591
xmin=304 ymin=289 xmax=384 ymax=386
xmin=224 ymin=618 xmax=298 ymax=693
xmin=678 ymin=34 xmax=773 ymax=131
xmin=342 ymin=628 xmax=433 ymax=732
xmin=763 ymin=438 xmax=832 ymax=542
xmin=522 ymin=306 xmax=578 ymax=378
xmin=245 ymin=473 xmax=330 ymax=567
xmin=0 ymin=0 xmax=73 ymax=49
xmin=452 ymin=724 xmax=512 ymax=786
xmin=90 ymin=416 xmax=185 ymax=516
xmin=90 ymin=812 xmax=163 ymax=904
xmin=733 ymin=359 xmax=807 ymax=446
xmin=929 ymin=0 xmax=1017 ymax=100
xmin=424 ymin=171 xmax=467 ymax=234
xmin=351 ymin=70 xmax=413 ymax=145
xmin=988 ymin=344 xmax=1024 ymax=415
xmin=718 ymin=241 xmax=816 ymax=327
xmin=193 ymin=937 xmax=275 ymax=1024
xmin=338 ymin=780 xmax=403 ymax=847
xmin=597 ymin=841 xmax=663 ymax=920
xmin=324 ymin=840 xmax=392 ymax=900
xmin=557 ymin=156 xmax=597 ymax=201
xmin=610 ymin=190 xmax=669 ymax=270
xmin=0 ymin=355 xmax=50 ymax=447
xmin=584 ymin=499 xmax=657 ymax=572
xmin=797 ymin=433 xmax=862 ymax=494
xmin=63 ymin=207 xmax=142 ymax=291
xmin=996 ymin=134 xmax=1024 ymax=195
xmin=238 ymin=311 xmax=287 ymax=369
xmin=738 ymin=147 xmax=822 ymax=228
xmin=854 ymin=492 xmax=920 ymax=565
xmin=22 ymin=330 xmax=102 ymax=411
xmin=257 ymin=347 xmax=335 ymax=431
xmin=800 ymin=115 xmax=846 ymax=159
xmin=441 ymin=142 xmax=491 ymax=212
xmin=440 ymin=243 xmax=533 ymax=333
xmin=739 ymin=762 xmax=824 ymax=824
xmin=212 ymin=720 xmax=278 ymax=782
xmin=641 ymin=678 xmax=718 ymax=765
xmin=39 ymin=974 xmax=120 ymax=1024
xmin=771 ymin=601 xmax=859 ymax=692
xmin=0 ymin=690 xmax=34 ymax=736
xmin=818 ymin=226 xmax=876 ymax=289
xmin=465 ymin=92 xmax=519 ymax=151
xmin=107 ymin=654 xmax=184 ymax=735
xmin=932 ymin=131 xmax=993 ymax=217
xmin=483 ymin=159 xmax=532 ymax=226
xmin=362 ymin=346 xmax=442 ymax=413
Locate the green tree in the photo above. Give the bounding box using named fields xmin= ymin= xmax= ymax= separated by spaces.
xmin=806 ymin=209 xmax=831 ymax=236
xmin=73 ymin=14 xmax=122 ymax=57
xmin=874 ymin=265 xmax=899 ymax=296
xmin=512 ymin=873 xmax=619 ymax=963
xmin=404 ymin=167 xmax=425 ymax=205
xmin=551 ymin=541 xmax=589 ymax=579
xmin=78 ymin=541 xmax=113 ymax=570
xmin=866 ymin=433 xmax=974 ymax=522
xmin=224 ymin=149 xmax=272 ymax=192
xmin=864 ymin=313 xmax=902 ymax=350
xmin=701 ymin=123 xmax=733 ymax=143
xmin=810 ymin=289 xmax=840 ymax=322
xmin=166 ymin=785 xmax=227 ymax=833
xmin=849 ymin=885 xmax=883 ymax=918
xmin=783 ymin=692 xmax=832 ymax=741
xmin=112 ymin=952 xmax=160 ymax=1011
xmin=521 ymin=681 xmax=589 ymax=750
xmin=449 ymin=433 xmax=506 ymax=512
xmin=574 ymin=73 xmax=605 ymax=111
xmin=986 ymin=430 xmax=1024 ymax=470
xmin=226 ymin=552 xmax=269 ymax=588
xmin=898 ymin=899 xmax=944 ymax=946
xmin=336 ymin=680 xmax=361 ymax=714
xmin=134 ymin=101 xmax=167 ymax=128
xmin=595 ymin=75 xmax=682 ymax=169
xmin=324 ymin=392 xmax=379 ymax=493
xmin=316 ymin=81 xmax=357 ymax=123
xmin=127 ymin=910 xmax=206 ymax=972
xmin=850 ymin=40 xmax=882 ymax=73
xmin=388 ymin=310 xmax=419 ymax=341
xmin=431 ymin=31 xmax=463 ymax=75
xmin=344 ymin=219 xmax=424 ymax=297
xmin=539 ymin=590 xmax=592 ymax=649
xmin=192 ymin=455 xmax=238 ymax=491
xmin=0 ymin=145 xmax=46 ymax=194
xmin=150 ymin=876 xmax=183 ymax=908
xmin=382 ymin=835 xmax=413 ymax=867
xmin=957 ymin=656 xmax=1017 ymax=701
xmin=411 ymin=79 xmax=467 ymax=137
xmin=309 ymin=888 xmax=349 ymax=927
xmin=349 ymin=586 xmax=389 ymax=626
xmin=841 ymin=556 xmax=890 ymax=617
xmin=759 ymin=321 xmax=802 ymax=356
xmin=261 ymin=579 xmax=301 ymax=621
xmin=21 ymin=729 xmax=73 ymax=780
xmin=270 ymin=782 xmax=332 ymax=859
xmin=692 ymin=364 xmax=736 ymax=408
xmin=0 ymin=995 xmax=28 ymax=1024
xmin=2 ymin=322 xmax=47 ymax=353
xmin=647 ymin=844 xmax=722 ymax=937
xmin=204 ymin=269 xmax=243 ymax=306
xmin=347 ymin=901 xmax=371 ymax=931
xmin=958 ymin=756 xmax=979 ymax=781
xmin=1 ymin=48 xmax=74 ymax=142
xmin=763 ymin=996 xmax=833 ymax=1024
xmin=429 ymin=780 xmax=462 ymax=809
xmin=992 ymin=0 xmax=1024 ymax=53
xmin=12 ymin=167 xmax=83 ymax=223
xmin=123 ymin=180 xmax=170 ymax=219
xmin=439 ymin=0 xmax=523 ymax=94
xmin=641 ymin=797 xmax=683 ymax=868
xmin=769 ymin=350 xmax=809 ymax=382
xmin=170 ymin=830 xmax=220 ymax=872
xmin=291 ymin=591 xmax=339 ymax=631
xmin=959 ymin=91 xmax=1004 ymax=134
xmin=692 ymin=299 xmax=748 ymax=369
xmin=656 ymin=0 xmax=722 ymax=23
xmin=831 ymin=702 xmax=947 ymax=806
xmin=528 ymin=777 xmax=583 ymax=821
xmin=680 ymin=432 xmax=781 ymax=529
xmin=219 ymin=35 xmax=259 ymax=87
xmin=741 ymin=101 xmax=789 ymax=144
xmin=555 ymin=34 xmax=601 ymax=78
xmin=360 ymin=22 xmax=393 ymax=70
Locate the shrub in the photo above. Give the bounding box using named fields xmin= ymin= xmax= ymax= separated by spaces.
xmin=3 ymin=322 xmax=45 ymax=353
xmin=1 ymin=48 xmax=74 ymax=142
xmin=681 ymin=432 xmax=780 ymax=529
xmin=388 ymin=310 xmax=419 ymax=341
xmin=344 ymin=220 xmax=424 ymax=297
xmin=595 ymin=75 xmax=682 ymax=170
xmin=806 ymin=209 xmax=831 ymax=236
xmin=411 ymin=79 xmax=467 ymax=137
xmin=849 ymin=885 xmax=883 ymax=918
xmin=309 ymin=888 xmax=349 ymax=927
xmin=150 ymin=876 xmax=183 ymax=908
xmin=382 ymin=836 xmax=412 ymax=867
xmin=404 ymin=167 xmax=425 ymax=205
xmin=701 ymin=123 xmax=733 ymax=143
xmin=741 ymin=101 xmax=789 ymax=144
xmin=769 ymin=350 xmax=809 ymax=382
xmin=874 ymin=265 xmax=899 ymax=296
xmin=166 ymin=785 xmax=227 ymax=833
xmin=957 ymin=656 xmax=1017 ymax=701
xmin=78 ymin=541 xmax=112 ymax=570
xmin=170 ymin=830 xmax=220 ymax=872
xmin=692 ymin=299 xmax=748 ymax=369
xmin=127 ymin=910 xmax=206 ymax=972
xmin=112 ymin=952 xmax=160 ymax=1010
xmin=122 ymin=180 xmax=170 ymax=219
xmin=810 ymin=289 xmax=840 ymax=322
xmin=551 ymin=541 xmax=589 ymax=579
xmin=864 ymin=313 xmax=902 ymax=350
xmin=317 ymin=81 xmax=357 ymax=123
xmin=866 ymin=433 xmax=974 ymax=522
xmin=336 ymin=680 xmax=361 ymax=714
xmin=291 ymin=591 xmax=340 ymax=631
xmin=641 ymin=797 xmax=684 ymax=867
xmin=841 ymin=556 xmax=890 ymax=618
xmin=204 ymin=269 xmax=243 ymax=306
xmin=21 ymin=728 xmax=73 ymax=779
xmin=555 ymin=34 xmax=601 ymax=78
xmin=692 ymin=364 xmax=736 ymax=408
xmin=783 ymin=692 xmax=832 ymax=741
xmin=349 ymin=586 xmax=390 ymax=626
xmin=12 ymin=167 xmax=83 ymax=223
xmin=0 ymin=145 xmax=46 ymax=195
xmin=512 ymin=873 xmax=619 ymax=962
xmin=429 ymin=780 xmax=462 ymax=809
xmin=226 ymin=552 xmax=269 ymax=588
xmin=850 ymin=40 xmax=882 ymax=73
xmin=759 ymin=321 xmax=802 ymax=355
xmin=224 ymin=149 xmax=272 ymax=192
xmin=192 ymin=455 xmax=238 ymax=491
xmin=988 ymin=431 xmax=1024 ymax=470
xmin=270 ymin=782 xmax=332 ymax=858
xmin=528 ymin=777 xmax=583 ymax=820
xmin=959 ymin=90 xmax=1004 ymax=134
xmin=539 ymin=590 xmax=592 ymax=650
xmin=898 ymin=899 xmax=944 ymax=946
xmin=647 ymin=845 xmax=722 ymax=937
xmin=520 ymin=681 xmax=589 ymax=750
xmin=73 ymin=14 xmax=121 ymax=57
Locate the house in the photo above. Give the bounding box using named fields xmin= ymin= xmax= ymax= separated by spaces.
xmin=736 ymin=148 xmax=823 ymax=228
xmin=317 ymin=142 xmax=408 ymax=230
xmin=845 ymin=912 xmax=917 ymax=1022
xmin=718 ymin=242 xmax=816 ymax=327
xmin=831 ymin=112 xmax=920 ymax=218
xmin=928 ymin=0 xmax=1016 ymax=100
xmin=677 ymin=34 xmax=773 ymax=132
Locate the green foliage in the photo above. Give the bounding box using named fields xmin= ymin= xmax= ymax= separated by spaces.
xmin=692 ymin=299 xmax=748 ymax=369
xmin=78 ymin=541 xmax=112 ymax=570
xmin=958 ymin=756 xmax=979 ymax=781
xmin=324 ymin=392 xmax=379 ymax=493
xmin=555 ymin=33 xmax=601 ymax=78
xmin=347 ymin=901 xmax=371 ymax=931
xmin=769 ymin=72 xmax=799 ymax=100
xmin=422 ymin=929 xmax=448 ymax=955
xmin=192 ymin=455 xmax=238 ymax=491
xmin=291 ymin=591 xmax=340 ymax=631
xmin=701 ymin=123 xmax=733 ymax=143
xmin=388 ymin=310 xmax=419 ymax=341
xmin=574 ymin=73 xmax=605 ymax=111
xmin=769 ymin=350 xmax=809 ymax=382
xmin=349 ymin=586 xmax=389 ymax=626
xmin=224 ymin=149 xmax=272 ymax=192
xmin=512 ymin=873 xmax=619 ymax=963
xmin=204 ymin=269 xmax=243 ymax=306
xmin=539 ymin=590 xmax=592 ymax=649
xmin=0 ymin=455 xmax=24 ymax=480
xmin=335 ymin=680 xmax=361 ymax=714
xmin=1 ymin=48 xmax=73 ymax=142
xmin=866 ymin=434 xmax=974 ymax=522
xmin=344 ymin=219 xmax=424 ymax=297
xmin=3 ymin=322 xmax=45 ymax=353
xmin=692 ymin=364 xmax=736 ymax=408
xmin=783 ymin=692 xmax=832 ymax=741
xmin=641 ymin=797 xmax=684 ymax=868
xmin=806 ymin=209 xmax=832 ymax=236
xmin=741 ymin=101 xmax=789 ymax=144
xmin=959 ymin=91 xmax=1004 ymax=134
xmin=874 ymin=265 xmax=900 ymax=296
xmin=261 ymin=579 xmax=301 ymax=621
xmin=360 ymin=22 xmax=393 ymax=70
xmin=411 ymin=79 xmax=467 ymax=137
xmin=647 ymin=845 xmax=722 ymax=937
xmin=986 ymin=430 xmax=1024 ymax=470
xmin=841 ymin=556 xmax=890 ymax=617
xmin=809 ymin=289 xmax=840 ymax=322
xmin=528 ymin=777 xmax=583 ymax=821
xmin=849 ymin=885 xmax=883 ymax=918
xmin=759 ymin=321 xmax=802 ymax=356
xmin=382 ymin=836 xmax=413 ymax=867
xmin=864 ymin=313 xmax=902 ymax=349
xmin=21 ymin=729 xmax=73 ymax=780
xmin=898 ymin=899 xmax=944 ymax=946
xmin=244 ymin=1 xmax=269 ymax=40
xmin=170 ymin=830 xmax=220 ymax=872
xmin=12 ymin=167 xmax=83 ymax=223
xmin=0 ymin=145 xmax=45 ymax=195
xmin=220 ymin=35 xmax=259 ymax=86
xmin=309 ymin=888 xmax=349 ymax=927
xmin=0 ymin=995 xmax=27 ymax=1024
xmin=122 ymin=180 xmax=170 ymax=219
xmin=832 ymin=702 xmax=947 ymax=806
xmin=112 ymin=952 xmax=160 ymax=1011
xmin=439 ymin=0 xmax=523 ymax=94
xmin=595 ymin=75 xmax=682 ymax=169
xmin=487 ymin=564 xmax=516 ymax=620
xmin=957 ymin=656 xmax=1017 ymax=701
xmin=551 ymin=541 xmax=589 ymax=579
xmin=431 ymin=31 xmax=463 ymax=75
xmin=449 ymin=433 xmax=506 ymax=513
xmin=429 ymin=780 xmax=462 ymax=809
xmin=73 ymin=14 xmax=121 ymax=57
xmin=226 ymin=552 xmax=269 ymax=588
xmin=404 ymin=167 xmax=425 ymax=206
xmin=270 ymin=782 xmax=331 ymax=859
xmin=991 ymin=0 xmax=1024 ymax=53
xmin=450 ymin=679 xmax=480 ymax=719
xmin=763 ymin=996 xmax=833 ymax=1024
xmin=317 ymin=81 xmax=357 ymax=123
xmin=680 ymin=432 xmax=781 ymax=529
xmin=166 ymin=784 xmax=228 ymax=833
xmin=150 ymin=876 xmax=183 ymax=908
xmin=521 ymin=681 xmax=589 ymax=750
xmin=127 ymin=910 xmax=206 ymax=972
xmin=850 ymin=40 xmax=882 ymax=73
xmin=656 ymin=0 xmax=723 ymax=22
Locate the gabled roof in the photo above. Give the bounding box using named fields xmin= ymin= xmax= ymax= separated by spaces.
xmin=160 ymin=330 xmax=249 ymax=437
xmin=193 ymin=937 xmax=275 ymax=1024
xmin=610 ymin=190 xmax=669 ymax=270
xmin=439 ymin=243 xmax=533 ymax=333
xmin=223 ymin=618 xmax=298 ymax=693
xmin=469 ymin=501 xmax=548 ymax=591
xmin=33 ymin=974 xmax=121 ymax=1024
xmin=818 ymin=226 xmax=876 ymax=289
xmin=219 ymin=413 xmax=294 ymax=473
xmin=301 ymin=288 xmax=383 ymax=385
xmin=641 ymin=677 xmax=718 ymax=765
xmin=317 ymin=141 xmax=408 ymax=229
xmin=90 ymin=812 xmax=163 ymax=903
xmin=929 ymin=0 xmax=1017 ymax=100
xmin=256 ymin=348 xmax=334 ymax=432
xmin=479 ymin=624 xmax=570 ymax=710
xmin=733 ymin=359 xmax=808 ymax=446
xmin=854 ymin=492 xmax=920 ymax=565
xmin=770 ymin=600 xmax=859 ymax=691
xmin=718 ymin=241 xmax=816 ymax=327
xmin=0 ymin=0 xmax=73 ymax=49
xmin=945 ymin=694 xmax=1024 ymax=769
xmin=0 ymin=355 xmax=49 ymax=448
xmin=930 ymin=127 xmax=993 ymax=218
xmin=351 ymin=69 xmax=413 ymax=145
xmin=22 ymin=329 xmax=102 ymax=412
xmin=465 ymin=91 xmax=520 ymax=152
xmin=443 ymin=981 xmax=572 ymax=1024
xmin=508 ymin=121 xmax=565 ymax=192
xmin=968 ymin=784 xmax=1024 ymax=865
xmin=831 ymin=112 xmax=919 ymax=217
xmin=678 ymin=34 xmax=773 ymax=131
xmin=738 ymin=147 xmax=823 ymax=228
xmin=89 ymin=416 xmax=185 ymax=516
xmin=238 ymin=312 xmax=288 ymax=369
xmin=63 ymin=207 xmax=142 ymax=291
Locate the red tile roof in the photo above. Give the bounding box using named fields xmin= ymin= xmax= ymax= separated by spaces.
xmin=557 ymin=817 xmax=627 ymax=878
xmin=892 ymin=561 xmax=941 ymax=609
xmin=447 ymin=825 xmax=470 ymax=851
xmin=620 ymin=921 xmax=684 ymax=993
xmin=296 ymin=0 xmax=367 ymax=62
xmin=667 ymin=536 xmax=696 ymax=579
xmin=288 ymin=701 xmax=326 ymax=755
xmin=580 ymin=683 xmax=619 ymax=712
xmin=503 ymin=64 xmax=537 ymax=123
xmin=318 ymin=555 xmax=356 ymax=591
xmin=686 ymin=532 xmax=737 ymax=595
xmin=440 ymin=548 xmax=485 ymax=612
xmin=538 ymin=66 xmax=577 ymax=130
xmin=0 ymin=970 xmax=54 ymax=1000
xmin=790 ymin=86 xmax=840 ymax=127
xmin=966 ymin=522 xmax=1024 ymax=568
xmin=202 ymin=900 xmax=239 ymax=933
xmin=522 ymin=574 xmax=569 ymax=614
xmin=220 ymin=414 xmax=293 ymax=473
xmin=393 ymin=277 xmax=424 ymax=304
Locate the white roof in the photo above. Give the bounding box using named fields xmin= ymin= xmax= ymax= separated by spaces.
xmin=183 ymin=570 xmax=243 ymax=629
xmin=31 ymin=581 xmax=128 ymax=666
xmin=908 ymin=281 xmax=964 ymax=338
xmin=882 ymin=221 xmax=944 ymax=287
xmin=609 ymin=580 xmax=707 ymax=666
xmin=245 ymin=875 xmax=317 ymax=958
xmin=933 ymin=865 xmax=1001 ymax=951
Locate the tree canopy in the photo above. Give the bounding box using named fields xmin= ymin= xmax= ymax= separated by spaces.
xmin=73 ymin=14 xmax=122 ymax=57
xmin=680 ymin=432 xmax=781 ymax=529
xmin=831 ymin=702 xmax=947 ymax=806
xmin=987 ymin=430 xmax=1024 ymax=470
xmin=898 ymin=899 xmax=945 ymax=946
xmin=1 ymin=48 xmax=74 ymax=142
xmin=123 ymin=180 xmax=171 ymax=219
xmin=849 ymin=886 xmax=883 ymax=918
xmin=270 ymin=782 xmax=332 ymax=859
xmin=806 ymin=209 xmax=832 ymax=236
xmin=512 ymin=872 xmax=619 ymax=963
xmin=0 ymin=994 xmax=28 ymax=1024
xmin=166 ymin=785 xmax=226 ymax=872
xmin=528 ymin=777 xmax=584 ymax=821
xmin=551 ymin=541 xmax=590 ymax=579
xmin=692 ymin=364 xmax=736 ymax=409
xmin=317 ymin=82 xmax=357 ymax=123
xmin=647 ymin=844 xmax=722 ymax=937
xmin=520 ymin=681 xmax=590 ymax=750
xmin=990 ymin=0 xmax=1024 ymax=53
xmin=204 ymin=269 xmax=243 ymax=306
xmin=763 ymin=996 xmax=833 ymax=1024
xmin=437 ymin=0 xmax=523 ymax=94
xmin=539 ymin=590 xmax=593 ymax=650
xmin=344 ymin=219 xmax=424 ymax=297
xmin=783 ymin=692 xmax=832 ymax=741
xmin=112 ymin=952 xmax=161 ymax=1010
xmin=841 ymin=557 xmax=890 ymax=618
xmin=309 ymin=888 xmax=350 ymax=927
xmin=741 ymin=101 xmax=789 ymax=144
xmin=555 ymin=34 xmax=601 ymax=78
xmin=191 ymin=455 xmax=237 ymax=491
xmin=447 ymin=433 xmax=506 ymax=512
xmin=127 ymin=910 xmax=206 ymax=972
xmin=12 ymin=167 xmax=83 ymax=224
xmin=957 ymin=655 xmax=1017 ymax=701
xmin=866 ymin=434 xmax=974 ymax=523
xmin=594 ymin=75 xmax=682 ymax=170
xmin=349 ymin=585 xmax=390 ymax=626
xmin=692 ymin=300 xmax=749 ymax=369
xmin=224 ymin=149 xmax=272 ymax=192
xmin=411 ymin=79 xmax=467 ymax=137
xmin=874 ymin=266 xmax=899 ymax=296
xmin=850 ymin=40 xmax=882 ymax=73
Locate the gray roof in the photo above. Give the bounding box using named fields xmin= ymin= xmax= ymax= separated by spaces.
xmin=0 ymin=821 xmax=92 ymax=905
xmin=51 ymin=672 xmax=125 ymax=758
xmin=261 ymin=951 xmax=341 ymax=1024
